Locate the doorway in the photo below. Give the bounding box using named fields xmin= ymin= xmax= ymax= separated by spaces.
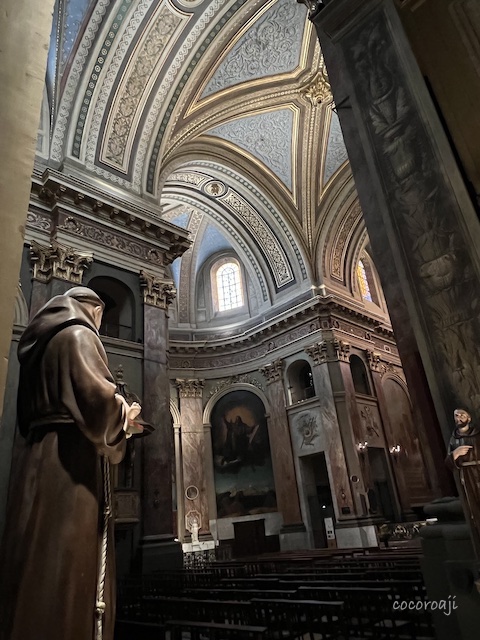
xmin=367 ymin=447 xmax=396 ymax=521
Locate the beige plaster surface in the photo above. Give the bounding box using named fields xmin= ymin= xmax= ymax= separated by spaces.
xmin=0 ymin=0 xmax=55 ymax=416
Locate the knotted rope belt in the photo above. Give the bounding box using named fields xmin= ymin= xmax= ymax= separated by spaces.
xmin=95 ymin=455 xmax=112 ymax=640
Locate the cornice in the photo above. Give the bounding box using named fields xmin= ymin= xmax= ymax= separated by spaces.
xmin=29 ymin=168 xmax=191 ymax=264
xmin=170 ymin=294 xmax=395 ymax=358
xmin=32 ymin=169 xmax=191 ymax=260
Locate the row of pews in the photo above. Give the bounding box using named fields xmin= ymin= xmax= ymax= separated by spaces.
xmin=116 ymin=547 xmax=435 ymax=639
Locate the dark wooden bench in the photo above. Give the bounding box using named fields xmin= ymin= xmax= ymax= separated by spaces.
xmin=115 ymin=619 xmax=165 ymax=640
xmin=165 ymin=619 xmax=267 ymax=639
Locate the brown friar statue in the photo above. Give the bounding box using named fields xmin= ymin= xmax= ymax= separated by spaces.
xmin=446 ymin=408 xmax=480 ymax=556
xmin=0 ymin=287 xmax=141 ymax=640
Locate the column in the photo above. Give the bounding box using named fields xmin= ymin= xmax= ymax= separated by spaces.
xmin=304 ymin=341 xmax=355 ymax=520
xmin=139 ymin=271 xmax=181 ymax=571
xmin=29 ymin=240 xmax=93 ymax=317
xmin=260 ymin=359 xmax=307 ymax=550
xmin=176 ymin=379 xmax=216 ymax=566
xmin=175 ymin=379 xmax=210 ymax=538
xmin=311 ymin=0 xmax=480 ymax=444
xmin=0 ymin=0 xmax=56 ymax=417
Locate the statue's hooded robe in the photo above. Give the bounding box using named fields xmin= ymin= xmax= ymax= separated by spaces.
xmin=0 ymin=288 xmax=126 ymax=640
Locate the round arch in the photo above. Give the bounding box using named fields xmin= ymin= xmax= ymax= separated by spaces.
xmin=203 ymin=383 xmax=270 ymax=425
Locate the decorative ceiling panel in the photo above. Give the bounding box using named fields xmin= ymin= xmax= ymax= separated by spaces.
xmin=201 ymin=0 xmax=307 ymax=98
xmin=206 ymin=108 xmax=295 ymax=190
xmin=195 ymin=223 xmax=233 ymax=271
xmin=101 ymin=1 xmax=188 ymax=172
xmin=323 ymin=111 xmax=348 ymax=185
xmin=60 ymin=0 xmax=96 ymax=75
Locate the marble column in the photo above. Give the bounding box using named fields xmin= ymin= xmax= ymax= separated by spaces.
xmin=176 ymin=379 xmax=210 ymax=539
xmin=29 ymin=240 xmax=93 ymax=317
xmin=311 ymin=0 xmax=480 ymax=443
xmin=260 ymin=359 xmax=307 ymax=550
xmin=0 ymin=0 xmax=55 ymax=417
xmin=139 ymin=271 xmax=181 ymax=571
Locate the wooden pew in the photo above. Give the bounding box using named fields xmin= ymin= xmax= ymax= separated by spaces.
xmin=165 ymin=620 xmax=267 ymax=639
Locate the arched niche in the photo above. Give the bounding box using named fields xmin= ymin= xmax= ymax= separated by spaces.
xmin=349 ymin=354 xmax=373 ymax=396
xmin=208 ymin=388 xmax=277 ymax=519
xmin=287 ymin=359 xmax=315 ymax=403
xmin=88 ymin=276 xmax=135 ymax=341
xmin=14 ymin=283 xmax=29 ymax=327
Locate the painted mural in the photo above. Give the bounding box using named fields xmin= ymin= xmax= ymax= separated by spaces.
xmin=211 ymin=390 xmax=277 ymax=518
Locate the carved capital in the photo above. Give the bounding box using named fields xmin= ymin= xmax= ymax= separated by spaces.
xmin=260 ymin=359 xmax=284 ymax=385
xmin=30 ymin=240 xmax=92 ymax=284
xmin=366 ymin=350 xmax=381 ymax=372
xmin=333 ymin=339 xmax=350 ymax=362
xmin=140 ymin=270 xmax=176 ymax=308
xmin=305 ymin=340 xmax=328 ymax=365
xmin=176 ymin=378 xmax=204 ymax=398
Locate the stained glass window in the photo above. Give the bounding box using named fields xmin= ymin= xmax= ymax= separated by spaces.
xmin=216 ymin=262 xmax=243 ymax=311
xmin=357 ymin=259 xmax=373 ymax=302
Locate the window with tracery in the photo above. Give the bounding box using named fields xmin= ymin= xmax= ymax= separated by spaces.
xmin=213 ymin=259 xmax=244 ymax=312
xmin=357 ymin=259 xmax=373 ymax=302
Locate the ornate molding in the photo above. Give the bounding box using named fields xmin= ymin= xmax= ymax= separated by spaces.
xmin=260 ymin=359 xmax=284 ymax=384
xmin=208 ymin=374 xmax=265 ymax=397
xmin=30 ymin=240 xmax=92 ymax=284
xmin=301 ymin=59 xmax=332 ymax=106
xmin=176 ymin=378 xmax=204 ymax=398
xmin=333 ymin=338 xmax=350 ymax=362
xmin=305 ymin=340 xmax=328 ymax=365
xmin=140 ymin=271 xmax=176 ymax=308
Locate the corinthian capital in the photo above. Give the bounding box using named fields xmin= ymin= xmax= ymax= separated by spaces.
xmin=140 ymin=270 xmax=176 ymax=308
xmin=366 ymin=349 xmax=381 ymax=372
xmin=333 ymin=339 xmax=350 ymax=362
xmin=260 ymin=359 xmax=284 ymax=385
xmin=176 ymin=378 xmax=204 ymax=399
xmin=305 ymin=340 xmax=328 ymax=365
xmin=30 ymin=240 xmax=92 ymax=284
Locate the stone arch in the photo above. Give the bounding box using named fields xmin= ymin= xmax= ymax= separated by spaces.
xmin=14 ymin=283 xmax=29 ymax=327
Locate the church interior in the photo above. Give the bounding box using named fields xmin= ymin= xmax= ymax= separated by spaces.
xmin=1 ymin=0 xmax=480 ymax=638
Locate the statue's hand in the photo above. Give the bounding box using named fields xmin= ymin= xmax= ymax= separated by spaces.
xmin=452 ymin=445 xmax=473 ymax=461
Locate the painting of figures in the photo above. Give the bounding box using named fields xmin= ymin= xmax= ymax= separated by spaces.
xmin=211 ymin=390 xmax=277 ymax=518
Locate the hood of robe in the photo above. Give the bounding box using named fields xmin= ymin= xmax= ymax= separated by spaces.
xmin=18 ymin=288 xmax=103 ymax=366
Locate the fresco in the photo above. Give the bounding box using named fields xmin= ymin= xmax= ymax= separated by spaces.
xmin=211 ymin=390 xmax=277 ymax=518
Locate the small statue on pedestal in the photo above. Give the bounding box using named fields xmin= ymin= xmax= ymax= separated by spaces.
xmin=446 ymin=408 xmax=480 ymax=556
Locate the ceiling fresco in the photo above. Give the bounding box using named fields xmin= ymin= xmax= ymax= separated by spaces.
xmin=41 ymin=0 xmax=358 ymax=321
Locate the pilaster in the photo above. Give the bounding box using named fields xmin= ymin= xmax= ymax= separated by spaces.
xmin=175 ymin=379 xmax=211 ymax=541
xmin=260 ymin=359 xmax=306 ymax=549
xmin=139 ymin=271 xmax=180 ymax=571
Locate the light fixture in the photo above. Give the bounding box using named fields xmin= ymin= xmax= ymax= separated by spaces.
xmin=389 ymin=444 xmax=402 ymax=456
xmin=356 ymin=441 xmax=368 ymax=453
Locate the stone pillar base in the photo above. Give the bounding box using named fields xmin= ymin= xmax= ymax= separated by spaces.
xmin=335 ymin=519 xmax=378 ymax=548
xmin=279 ymin=523 xmax=308 ymax=551
xmin=420 ymin=498 xmax=480 ymax=640
xmin=140 ymin=534 xmax=183 ymax=574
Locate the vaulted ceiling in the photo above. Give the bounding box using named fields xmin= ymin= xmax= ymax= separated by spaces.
xmin=39 ymin=0 xmax=368 ymax=323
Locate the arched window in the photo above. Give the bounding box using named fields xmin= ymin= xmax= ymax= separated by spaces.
xmin=287 ymin=360 xmax=316 ymax=403
xmin=88 ymin=276 xmax=134 ymax=341
xmin=350 ymin=355 xmax=372 ymax=396
xmin=211 ymin=258 xmax=244 ymax=313
xmin=357 ymin=259 xmax=373 ymax=302
xmin=356 ymin=252 xmax=381 ymax=306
